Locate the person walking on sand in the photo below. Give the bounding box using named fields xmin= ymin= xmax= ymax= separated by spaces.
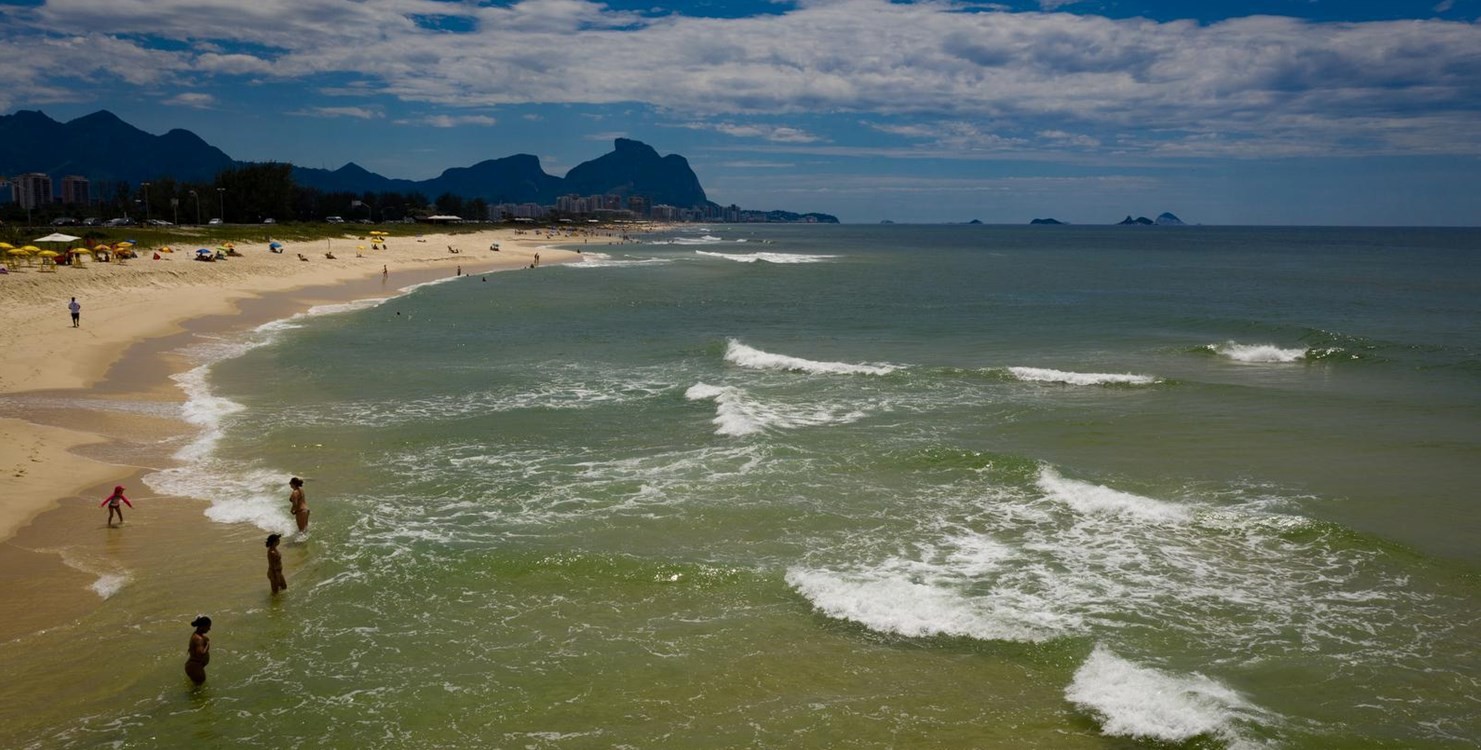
xmin=100 ymin=485 xmax=132 ymax=526
xmin=68 ymin=297 xmax=81 ymax=327
xmin=288 ymin=477 xmax=309 ymax=533
xmin=266 ymin=534 xmax=287 ymax=594
xmin=185 ymin=616 xmax=211 ymax=685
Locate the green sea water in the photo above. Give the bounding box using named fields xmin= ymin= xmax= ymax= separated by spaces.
xmin=10 ymin=225 xmax=1481 ymax=748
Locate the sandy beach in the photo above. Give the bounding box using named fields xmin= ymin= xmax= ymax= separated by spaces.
xmin=0 ymin=226 xmax=597 ymax=632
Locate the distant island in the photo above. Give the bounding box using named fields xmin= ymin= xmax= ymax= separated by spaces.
xmin=1118 ymin=212 xmax=1186 ymax=226
xmin=1030 ymin=218 xmax=1065 ymax=225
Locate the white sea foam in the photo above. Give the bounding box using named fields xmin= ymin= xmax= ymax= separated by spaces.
xmin=1067 ymin=645 xmax=1264 ymax=745
xmin=172 ymin=364 xmax=246 ymax=462
xmin=49 ymin=548 xmax=132 ymax=599
xmin=685 ymin=382 xmax=868 ymax=436
xmin=1007 ymin=366 xmax=1157 ymax=386
xmin=90 ymin=573 xmax=130 ymax=600
xmin=785 ymin=563 xmax=1077 ymax=643
xmin=570 ymin=252 xmax=673 ymax=269
xmin=1036 ymin=466 xmax=1191 ymax=523
xmin=1208 ymin=341 xmax=1307 ymax=363
xmin=695 ymin=250 xmax=837 ymax=264
xmin=725 ymin=339 xmax=900 ymax=376
xmin=668 ymin=235 xmax=726 ymax=245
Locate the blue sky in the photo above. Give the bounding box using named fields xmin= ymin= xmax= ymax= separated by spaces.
xmin=2 ymin=0 xmax=1479 ymax=224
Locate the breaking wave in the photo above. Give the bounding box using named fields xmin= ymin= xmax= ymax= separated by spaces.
xmin=1006 ymin=367 xmax=1158 ymax=386
xmin=725 ymin=340 xmax=900 ymax=376
xmin=695 ymin=250 xmax=837 ymax=264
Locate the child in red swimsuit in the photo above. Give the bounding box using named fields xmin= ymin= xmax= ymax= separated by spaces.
xmin=101 ymin=485 xmax=133 ymax=526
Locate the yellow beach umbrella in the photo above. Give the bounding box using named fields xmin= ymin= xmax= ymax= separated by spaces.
xmin=37 ymin=250 xmax=59 ymax=258
xmin=0 ymin=242 xmax=13 ymax=250
xmin=21 ymin=245 xmax=40 ymax=253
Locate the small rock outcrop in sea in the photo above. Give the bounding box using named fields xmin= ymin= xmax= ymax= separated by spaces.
xmin=1117 ymin=215 xmax=1156 ymax=225
xmin=1155 ymin=212 xmax=1185 ymax=225
xmin=967 ymin=219 xmax=984 ymax=224
xmin=1030 ymin=218 xmax=1064 ymax=225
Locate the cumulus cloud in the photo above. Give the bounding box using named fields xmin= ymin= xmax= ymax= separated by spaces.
xmin=2 ymin=0 xmax=1479 ymax=158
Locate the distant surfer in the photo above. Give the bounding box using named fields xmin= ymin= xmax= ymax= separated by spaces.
xmin=185 ymin=616 xmax=211 ymax=685
xmin=288 ymin=477 xmax=309 ymax=533
xmin=100 ymin=485 xmax=132 ymax=526
xmin=266 ymin=534 xmax=287 ymax=594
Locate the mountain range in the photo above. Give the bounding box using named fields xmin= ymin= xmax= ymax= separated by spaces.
xmin=0 ymin=110 xmax=715 ymax=209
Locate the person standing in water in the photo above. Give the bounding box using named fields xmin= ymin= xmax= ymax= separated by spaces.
xmin=288 ymin=477 xmax=309 ymax=533
xmin=185 ymin=616 xmax=211 ymax=685
xmin=100 ymin=485 xmax=132 ymax=526
xmin=266 ymin=534 xmax=287 ymax=594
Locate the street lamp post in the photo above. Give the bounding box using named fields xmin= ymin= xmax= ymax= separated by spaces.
xmin=141 ymin=182 xmax=151 ymax=225
xmin=189 ymin=190 xmax=200 ymax=225
xmin=216 ymin=187 xmax=225 ymax=223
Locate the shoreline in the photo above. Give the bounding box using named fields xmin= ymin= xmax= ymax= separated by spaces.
xmin=0 ymin=226 xmax=622 ymax=642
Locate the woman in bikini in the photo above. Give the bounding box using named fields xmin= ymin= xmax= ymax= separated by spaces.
xmin=266 ymin=534 xmax=287 ymax=594
xmin=288 ymin=477 xmax=309 ymax=533
xmin=185 ymin=616 xmax=211 ymax=685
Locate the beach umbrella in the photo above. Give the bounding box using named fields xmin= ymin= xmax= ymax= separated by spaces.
xmin=269 ymin=241 xmax=283 ymax=250
xmin=196 ymin=248 xmax=213 ymax=256
xmin=157 ymin=245 xmax=173 ymax=253
xmin=0 ymin=242 xmax=13 ymax=250
xmin=32 ymin=232 xmax=82 ymax=244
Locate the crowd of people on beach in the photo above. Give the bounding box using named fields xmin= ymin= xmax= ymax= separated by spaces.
xmin=103 ymin=475 xmax=309 ymax=687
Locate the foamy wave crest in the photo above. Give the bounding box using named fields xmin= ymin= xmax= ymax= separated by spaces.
xmin=668 ymin=235 xmax=725 ymax=245
xmin=685 ymin=382 xmax=867 ymax=436
xmin=1008 ymin=367 xmax=1157 ymax=386
xmin=1067 ymin=645 xmax=1267 ymax=745
xmin=695 ymin=250 xmax=837 ymax=264
xmin=725 ymin=340 xmax=899 ymax=376
xmin=786 ymin=559 xmax=1079 ymax=643
xmin=1037 ymin=467 xmax=1191 ymax=523
xmin=146 ymin=463 xmax=297 ymax=534
xmin=571 ymin=252 xmax=673 ymax=269
xmin=1207 ymin=341 xmax=1307 ymax=363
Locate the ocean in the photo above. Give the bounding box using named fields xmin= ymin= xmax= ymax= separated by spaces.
xmin=11 ymin=225 xmax=1481 ymax=748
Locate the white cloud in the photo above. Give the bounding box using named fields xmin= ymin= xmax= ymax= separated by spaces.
xmin=2 ymin=0 xmax=1479 ymax=158
xmin=684 ymin=121 xmax=823 ymax=143
xmin=290 ymin=106 xmax=382 ymax=119
xmin=396 ymin=114 xmax=498 ymax=127
xmin=163 ymin=92 xmax=216 ymax=108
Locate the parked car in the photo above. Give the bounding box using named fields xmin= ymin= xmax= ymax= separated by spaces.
xmin=104 ymin=217 xmax=135 ymax=227
xmin=147 ymin=219 xmax=173 ymax=226
xmin=51 ymin=217 xmax=79 ymax=226
xmin=82 ymin=218 xmax=101 ymax=226
xmin=325 ymin=215 xmax=344 ymax=223
xmin=208 ymin=218 xmax=223 ymax=225
xmin=263 ymin=218 xmax=276 ymax=224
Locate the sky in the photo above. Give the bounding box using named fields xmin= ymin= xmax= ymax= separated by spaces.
xmin=2 ymin=0 xmax=1479 ymax=225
